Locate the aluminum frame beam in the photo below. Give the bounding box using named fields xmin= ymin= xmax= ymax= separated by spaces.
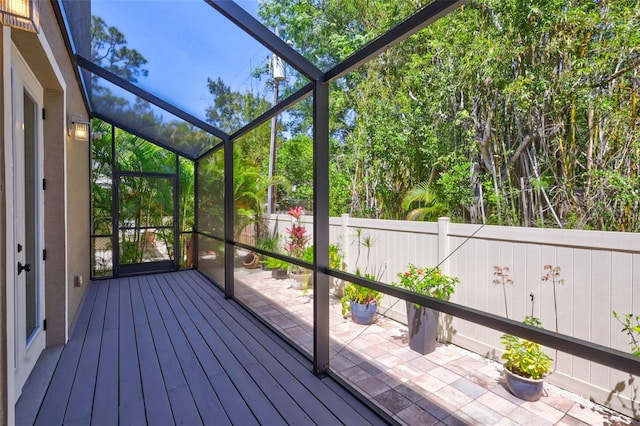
xmin=224 ymin=136 xmax=234 ymax=299
xmin=204 ymin=0 xmax=324 ymax=82
xmin=92 ymin=111 xmax=198 ymax=161
xmin=312 ymin=80 xmax=331 ymax=376
xmin=324 ymin=0 xmax=467 ymax=82
xmin=227 ymin=82 xmax=313 ymax=143
xmin=77 ymin=55 xmax=229 ymax=143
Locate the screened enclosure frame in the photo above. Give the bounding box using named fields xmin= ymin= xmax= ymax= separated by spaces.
xmin=55 ymin=0 xmax=640 ymax=378
xmin=89 ymin=121 xmax=193 ymax=279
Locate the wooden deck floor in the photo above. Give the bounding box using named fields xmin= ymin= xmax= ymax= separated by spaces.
xmin=24 ymin=270 xmax=389 ymax=425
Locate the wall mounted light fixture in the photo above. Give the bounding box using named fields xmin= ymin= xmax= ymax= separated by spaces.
xmin=70 ymin=114 xmax=90 ymax=142
xmin=0 ymin=0 xmax=39 ymax=33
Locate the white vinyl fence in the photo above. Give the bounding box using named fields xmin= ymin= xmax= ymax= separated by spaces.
xmin=268 ymin=213 xmax=640 ymax=417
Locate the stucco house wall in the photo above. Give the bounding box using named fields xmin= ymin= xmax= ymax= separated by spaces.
xmin=0 ymin=1 xmax=90 ymax=423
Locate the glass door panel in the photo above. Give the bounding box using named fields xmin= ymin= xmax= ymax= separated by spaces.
xmin=117 ymin=174 xmax=176 ymax=275
xmin=24 ymin=92 xmax=38 ymax=340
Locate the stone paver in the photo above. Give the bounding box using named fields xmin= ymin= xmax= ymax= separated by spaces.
xmin=235 ymin=268 xmax=638 ymax=425
xmin=476 ymin=391 xmax=520 ymax=417
xmin=522 ymin=399 xmax=566 ymax=423
xmin=459 ymin=399 xmax=504 ymax=424
xmin=396 ymin=404 xmax=440 ymax=426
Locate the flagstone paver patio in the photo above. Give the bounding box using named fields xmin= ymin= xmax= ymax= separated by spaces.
xmin=234 ymin=266 xmax=638 ymax=425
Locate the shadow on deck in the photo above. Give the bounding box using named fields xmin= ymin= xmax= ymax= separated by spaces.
xmin=17 ymin=270 xmax=390 ymax=425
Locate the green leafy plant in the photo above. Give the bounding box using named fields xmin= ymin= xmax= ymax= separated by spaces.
xmin=263 ymin=256 xmax=289 ymax=270
xmin=501 ymin=316 xmax=553 ymax=380
xmin=340 ymin=274 xmax=383 ymax=316
xmin=299 ymin=244 xmax=345 ymax=271
xmin=613 ymin=311 xmax=640 ymax=356
xmin=256 ymin=234 xmax=280 ymax=253
xmin=329 ymin=244 xmax=346 ymax=271
xmin=394 ymin=264 xmax=459 ymax=305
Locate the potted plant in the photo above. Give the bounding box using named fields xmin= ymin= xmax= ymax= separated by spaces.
xmin=296 ymin=244 xmax=346 ymax=294
xmin=501 ymin=316 xmax=553 ymax=401
xmin=284 ymin=206 xmax=311 ymax=290
xmin=264 ymin=256 xmax=290 ymax=279
xmin=340 ymin=274 xmax=382 ymax=325
xmin=394 ymin=264 xmax=459 ymax=354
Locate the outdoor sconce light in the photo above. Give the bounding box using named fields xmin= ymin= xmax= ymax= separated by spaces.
xmin=70 ymin=114 xmax=90 ymax=142
xmin=0 ymin=0 xmax=40 ymax=33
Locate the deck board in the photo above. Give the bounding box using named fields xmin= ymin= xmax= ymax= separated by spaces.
xmin=138 ymin=275 xmax=203 ymax=426
xmin=32 ymin=270 xmax=388 ymax=425
xmin=63 ymin=280 xmax=109 ymax=425
xmin=118 ymin=277 xmax=146 ymax=425
xmin=34 ymin=281 xmax=99 ymax=426
xmin=130 ymin=277 xmax=174 ymax=425
xmin=92 ymin=280 xmax=120 ymax=426
xmin=173 ymin=272 xmax=340 ymax=425
xmin=165 ymin=273 xmax=315 ymax=423
xmin=153 ymin=274 xmax=261 ymax=426
xmin=148 ymin=274 xmax=232 ymax=425
xmin=187 ymin=271 xmax=389 ymax=426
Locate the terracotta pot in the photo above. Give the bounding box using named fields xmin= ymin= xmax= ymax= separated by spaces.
xmin=504 ymin=368 xmax=545 ymax=401
xmin=242 ymin=252 xmax=260 ymax=269
xmin=406 ymin=302 xmax=439 ymax=355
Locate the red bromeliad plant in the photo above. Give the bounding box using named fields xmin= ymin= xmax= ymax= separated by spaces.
xmin=284 ymin=206 xmax=310 ymax=259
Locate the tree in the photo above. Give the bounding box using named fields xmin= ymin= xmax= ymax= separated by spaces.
xmin=259 ymin=0 xmax=640 ymax=231
xmin=276 ymin=134 xmax=313 ymax=210
xmin=91 ymin=16 xmax=148 ymax=83
xmin=206 ymin=77 xmax=272 ymax=134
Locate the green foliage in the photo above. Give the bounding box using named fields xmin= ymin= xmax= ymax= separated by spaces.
xmin=91 ymin=119 xmax=113 ymax=235
xmin=613 ymin=311 xmax=640 ymax=357
xmin=197 ymin=149 xmax=225 ymax=237
xmin=501 ymin=316 xmax=553 ymax=380
xmin=276 ymin=134 xmax=314 ymax=210
xmin=263 ymin=256 xmax=290 ymax=271
xmin=256 ymin=234 xmax=281 ymax=253
xmin=299 ymin=244 xmax=345 ymax=271
xmin=329 ymin=159 xmax=352 ymax=217
xmin=206 ymin=77 xmax=272 ymax=134
xmin=90 ymin=119 xmax=197 ymax=271
xmin=258 ymin=0 xmax=640 ymax=230
xmin=402 ymin=181 xmax=448 ymax=221
xmin=436 ymin=159 xmax=475 ymax=218
xmin=394 ymin=264 xmax=459 ymax=303
xmin=340 ymin=277 xmax=383 ymax=317
xmin=329 ymin=244 xmax=346 ymax=271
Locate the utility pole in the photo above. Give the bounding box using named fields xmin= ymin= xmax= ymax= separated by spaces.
xmin=267 ymin=28 xmax=286 ymax=215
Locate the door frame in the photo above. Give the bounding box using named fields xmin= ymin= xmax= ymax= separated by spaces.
xmin=114 ymin=170 xmax=179 ymax=276
xmin=8 ymin=42 xmax=46 ymax=400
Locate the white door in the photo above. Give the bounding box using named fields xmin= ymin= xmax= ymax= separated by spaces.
xmin=12 ymin=48 xmax=46 ymax=397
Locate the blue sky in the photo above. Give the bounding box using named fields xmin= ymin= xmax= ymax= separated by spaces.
xmin=91 ymin=0 xmax=272 ymax=123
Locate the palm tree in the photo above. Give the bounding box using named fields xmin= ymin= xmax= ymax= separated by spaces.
xmin=402 ymin=181 xmax=448 ymax=221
